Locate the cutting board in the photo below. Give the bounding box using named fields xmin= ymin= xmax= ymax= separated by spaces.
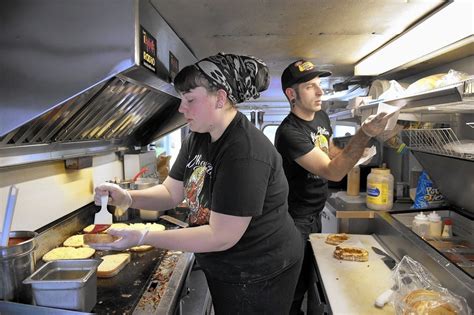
xmin=309 ymin=233 xmax=395 ymax=314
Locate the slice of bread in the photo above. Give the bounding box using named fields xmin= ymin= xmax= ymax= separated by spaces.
xmin=97 ymin=253 xmax=131 ymax=278
xmin=42 ymin=247 xmax=96 ymax=262
xmin=83 ymin=233 xmax=119 ymax=245
xmin=130 ymin=245 xmax=154 ymax=252
xmin=333 ymin=245 xmax=369 ymax=262
xmin=127 ymin=223 xmax=165 ymax=231
xmin=325 ymin=233 xmax=349 ymax=245
xmin=63 ymin=235 xmax=88 ymax=248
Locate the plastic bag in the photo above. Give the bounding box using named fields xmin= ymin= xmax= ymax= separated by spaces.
xmin=390 ymin=256 xmax=471 ymax=315
xmin=413 ymin=171 xmax=444 ymax=209
xmin=406 ymin=70 xmax=472 ymax=95
xmin=378 ymin=80 xmax=406 ymax=100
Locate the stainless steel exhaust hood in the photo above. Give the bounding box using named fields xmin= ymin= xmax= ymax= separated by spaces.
xmin=0 ymin=0 xmax=195 ymax=166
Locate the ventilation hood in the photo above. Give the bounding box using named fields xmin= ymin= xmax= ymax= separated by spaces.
xmin=0 ymin=0 xmax=195 ymax=166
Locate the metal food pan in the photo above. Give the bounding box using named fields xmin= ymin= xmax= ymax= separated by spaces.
xmin=23 ymin=259 xmax=100 ymax=312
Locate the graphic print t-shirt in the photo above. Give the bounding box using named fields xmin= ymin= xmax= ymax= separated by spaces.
xmin=169 ymin=112 xmax=302 ymax=282
xmin=275 ymin=111 xmax=333 ymax=217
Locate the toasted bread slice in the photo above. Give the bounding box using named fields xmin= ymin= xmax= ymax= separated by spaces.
xmin=333 ymin=245 xmax=369 ymax=262
xmin=325 ymin=233 xmax=349 ymax=245
xmin=130 ymin=245 xmax=154 ymax=252
xmin=83 ymin=233 xmax=119 ymax=245
xmin=97 ymin=253 xmax=131 ymax=278
xmin=63 ymin=235 xmax=87 ymax=248
xmin=42 ymin=247 xmax=96 ymax=262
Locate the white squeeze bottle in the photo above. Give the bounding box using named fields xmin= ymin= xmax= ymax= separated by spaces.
xmin=428 ymin=211 xmax=442 ymax=238
xmin=412 ymin=212 xmax=429 ymax=238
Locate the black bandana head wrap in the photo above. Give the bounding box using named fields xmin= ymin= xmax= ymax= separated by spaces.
xmin=195 ymin=53 xmax=269 ymax=104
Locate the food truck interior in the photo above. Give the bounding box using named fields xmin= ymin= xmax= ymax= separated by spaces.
xmin=0 ymin=0 xmax=473 ymax=314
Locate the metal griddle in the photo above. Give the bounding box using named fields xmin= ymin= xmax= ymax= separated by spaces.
xmin=32 ymin=205 xmax=190 ymax=314
xmin=92 ymin=248 xmax=167 ymax=314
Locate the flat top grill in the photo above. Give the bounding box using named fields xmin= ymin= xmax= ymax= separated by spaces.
xmin=93 ymin=248 xmax=167 ymax=314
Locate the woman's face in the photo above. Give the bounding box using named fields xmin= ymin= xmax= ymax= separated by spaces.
xmin=178 ymin=86 xmax=218 ymax=133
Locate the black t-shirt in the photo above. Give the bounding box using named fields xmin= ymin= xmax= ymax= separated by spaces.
xmin=169 ymin=112 xmax=302 ymax=283
xmin=274 ymin=111 xmax=333 ymax=218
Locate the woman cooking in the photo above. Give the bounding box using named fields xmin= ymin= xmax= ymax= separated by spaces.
xmin=92 ymin=53 xmax=304 ymax=314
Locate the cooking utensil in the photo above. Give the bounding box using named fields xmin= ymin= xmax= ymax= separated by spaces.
xmin=375 ymin=274 xmax=412 ymax=308
xmin=91 ymin=195 xmax=112 ymax=233
xmin=1 ymin=185 xmax=19 ymax=247
xmin=23 ymin=259 xmax=100 ymax=312
xmin=160 ymin=215 xmax=189 ymax=228
xmin=372 ymin=246 xmax=397 ymax=269
xmin=132 ymin=167 xmax=149 ymax=182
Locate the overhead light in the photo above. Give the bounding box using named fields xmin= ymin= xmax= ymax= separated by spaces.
xmin=354 ymin=1 xmax=474 ymax=76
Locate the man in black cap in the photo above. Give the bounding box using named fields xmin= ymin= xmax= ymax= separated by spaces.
xmin=275 ymin=59 xmax=392 ymax=314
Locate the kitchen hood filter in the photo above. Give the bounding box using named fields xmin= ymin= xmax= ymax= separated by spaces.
xmin=0 ymin=78 xmax=181 ymax=147
xmin=1 ymin=0 xmax=195 ymax=154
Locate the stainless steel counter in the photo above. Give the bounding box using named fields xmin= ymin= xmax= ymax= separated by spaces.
xmin=372 ymin=211 xmax=473 ymax=308
xmin=312 ymin=208 xmax=473 ymax=313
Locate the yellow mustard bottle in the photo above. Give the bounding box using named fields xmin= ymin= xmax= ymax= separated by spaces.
xmin=366 ymin=168 xmax=394 ymax=210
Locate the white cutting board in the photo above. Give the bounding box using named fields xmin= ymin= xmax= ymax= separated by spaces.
xmin=309 ymin=233 xmax=395 ymax=314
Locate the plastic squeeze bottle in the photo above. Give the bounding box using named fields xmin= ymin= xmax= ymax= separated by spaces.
xmin=412 ymin=212 xmax=429 ymax=238
xmin=428 ymin=211 xmax=442 ymax=238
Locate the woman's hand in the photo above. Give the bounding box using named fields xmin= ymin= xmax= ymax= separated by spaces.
xmin=94 ymin=183 xmax=133 ymax=211
xmin=88 ymin=228 xmax=149 ymax=251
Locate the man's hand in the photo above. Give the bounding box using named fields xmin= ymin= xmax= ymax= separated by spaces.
xmin=361 ymin=112 xmax=393 ymax=138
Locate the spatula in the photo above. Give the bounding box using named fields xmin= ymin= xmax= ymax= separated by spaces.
xmin=89 ymin=195 xmax=113 ymax=234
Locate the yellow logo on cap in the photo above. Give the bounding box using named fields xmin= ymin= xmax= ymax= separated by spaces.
xmin=297 ymin=61 xmax=315 ymax=72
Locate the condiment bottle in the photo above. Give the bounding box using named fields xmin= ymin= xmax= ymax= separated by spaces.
xmin=347 ymin=166 xmax=360 ymax=196
xmin=441 ymin=218 xmax=453 ymax=238
xmin=366 ymin=167 xmax=394 ymax=210
xmin=428 ymin=211 xmax=442 ymax=238
xmin=412 ymin=212 xmax=429 ymax=238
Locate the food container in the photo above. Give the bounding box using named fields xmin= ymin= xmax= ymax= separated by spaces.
xmin=132 ymin=178 xmax=163 ymax=221
xmin=23 ymin=259 xmax=100 ymax=312
xmin=0 ymin=230 xmax=37 ymax=303
xmin=366 ymin=167 xmax=394 ymax=210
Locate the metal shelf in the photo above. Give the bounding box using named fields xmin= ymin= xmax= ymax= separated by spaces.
xmin=355 ymin=78 xmax=474 ymax=121
xmin=402 ymin=128 xmax=473 ymax=161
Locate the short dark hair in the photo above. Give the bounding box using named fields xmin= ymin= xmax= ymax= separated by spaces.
xmin=173 ymin=65 xmax=219 ymax=94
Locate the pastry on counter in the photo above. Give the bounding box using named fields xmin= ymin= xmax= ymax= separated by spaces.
xmin=42 ymin=247 xmax=96 ymax=262
xmin=333 ymin=245 xmax=369 ymax=262
xmin=325 ymin=233 xmax=349 ymax=245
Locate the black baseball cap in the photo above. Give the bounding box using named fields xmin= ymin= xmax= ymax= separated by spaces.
xmin=281 ymin=60 xmax=331 ymax=91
